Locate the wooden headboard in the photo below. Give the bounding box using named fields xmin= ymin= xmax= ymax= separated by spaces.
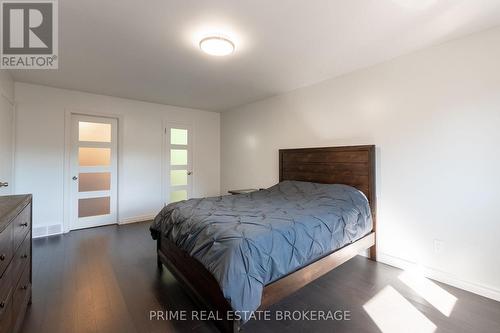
xmin=279 ymin=145 xmax=376 ymax=217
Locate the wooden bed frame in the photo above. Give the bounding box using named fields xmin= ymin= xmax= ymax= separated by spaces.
xmin=156 ymin=145 xmax=376 ymax=332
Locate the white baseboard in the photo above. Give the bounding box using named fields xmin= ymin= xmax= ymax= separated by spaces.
xmin=378 ymin=252 xmax=500 ymax=302
xmin=32 ymin=214 xmax=154 ymax=238
xmin=119 ymin=214 xmax=156 ymax=225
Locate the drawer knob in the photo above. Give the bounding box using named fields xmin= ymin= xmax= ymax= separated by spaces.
xmin=21 ymin=222 xmax=28 ymax=227
xmin=21 ymin=254 xmax=28 ymax=259
xmin=0 ymin=254 xmax=4 ymax=261
xmin=0 ymin=301 xmax=4 ymax=308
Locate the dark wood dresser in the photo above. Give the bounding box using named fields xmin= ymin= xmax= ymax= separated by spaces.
xmin=0 ymin=195 xmax=32 ymax=333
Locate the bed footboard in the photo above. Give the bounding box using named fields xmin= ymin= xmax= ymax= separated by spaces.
xmin=156 ymin=231 xmax=375 ymax=332
xmin=157 ymin=236 xmax=239 ymax=333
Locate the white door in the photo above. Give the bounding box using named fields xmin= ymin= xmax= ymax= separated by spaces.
xmin=0 ymin=94 xmax=14 ymax=195
xmin=70 ymin=115 xmax=118 ymax=230
xmin=165 ymin=124 xmax=193 ymax=204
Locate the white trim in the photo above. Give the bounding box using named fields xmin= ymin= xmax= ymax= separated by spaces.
xmin=63 ymin=111 xmax=72 ymax=233
xmin=63 ymin=109 xmax=124 ymax=233
xmin=119 ymin=214 xmax=156 ymax=225
xmin=161 ymin=122 xmax=166 ymax=207
xmin=0 ymin=93 xmax=15 ymax=195
xmin=378 ymin=251 xmax=500 ymax=302
xmin=33 ymin=215 xmax=153 ymax=239
xmin=11 ymin=101 xmax=16 ymax=193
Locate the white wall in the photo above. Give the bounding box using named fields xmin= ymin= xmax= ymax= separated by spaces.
xmin=15 ymin=83 xmax=220 ymax=233
xmin=221 ymin=27 xmax=500 ymax=300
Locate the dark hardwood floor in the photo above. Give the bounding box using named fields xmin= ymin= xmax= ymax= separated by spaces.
xmin=21 ymin=221 xmax=500 ymax=333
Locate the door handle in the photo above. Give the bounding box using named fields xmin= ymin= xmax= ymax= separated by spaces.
xmin=72 ymin=176 xmax=78 ymax=181
xmin=0 ymin=182 xmax=8 ymax=188
xmin=187 ymin=171 xmax=193 ymax=176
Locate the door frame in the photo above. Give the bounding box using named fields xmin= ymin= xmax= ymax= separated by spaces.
xmin=63 ymin=109 xmax=123 ymax=233
xmin=0 ymin=91 xmax=15 ymax=195
xmin=162 ymin=120 xmax=195 ymax=206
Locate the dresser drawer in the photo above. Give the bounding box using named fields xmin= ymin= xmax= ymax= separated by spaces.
xmin=12 ymin=204 xmax=30 ymax=252
xmin=0 ymin=299 xmax=12 ymax=333
xmin=12 ymin=265 xmax=30 ymax=327
xmin=11 ymin=233 xmax=30 ymax=285
xmin=0 ymin=265 xmax=12 ymax=333
xmin=0 ymin=224 xmax=13 ymax=278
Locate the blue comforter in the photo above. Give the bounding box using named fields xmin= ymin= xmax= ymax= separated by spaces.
xmin=150 ymin=180 xmax=372 ymax=319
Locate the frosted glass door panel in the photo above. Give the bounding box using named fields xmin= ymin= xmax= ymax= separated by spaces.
xmin=170 ymin=149 xmax=187 ymax=166
xmin=170 ymin=170 xmax=188 ymax=186
xmin=79 ymin=147 xmax=111 ymax=166
xmin=170 ymin=190 xmax=187 ymax=203
xmin=79 ymin=122 xmax=111 ymax=142
xmin=78 ymin=197 xmax=110 ymax=218
xmin=79 ymin=172 xmax=111 ymax=192
xmin=171 ymin=128 xmax=188 ymax=145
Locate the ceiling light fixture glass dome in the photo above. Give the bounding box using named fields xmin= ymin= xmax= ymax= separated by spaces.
xmin=199 ymin=36 xmax=235 ymax=56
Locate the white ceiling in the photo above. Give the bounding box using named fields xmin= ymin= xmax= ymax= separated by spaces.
xmin=10 ymin=0 xmax=500 ymax=111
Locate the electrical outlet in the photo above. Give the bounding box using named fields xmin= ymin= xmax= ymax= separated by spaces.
xmin=433 ymin=239 xmax=444 ymax=254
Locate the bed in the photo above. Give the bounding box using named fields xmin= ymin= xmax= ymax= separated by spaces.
xmin=150 ymin=145 xmax=376 ymax=332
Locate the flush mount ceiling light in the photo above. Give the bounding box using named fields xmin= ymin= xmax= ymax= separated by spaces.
xmin=199 ymin=36 xmax=235 ymax=56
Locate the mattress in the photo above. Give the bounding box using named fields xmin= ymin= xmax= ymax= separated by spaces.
xmin=150 ymin=180 xmax=372 ymax=319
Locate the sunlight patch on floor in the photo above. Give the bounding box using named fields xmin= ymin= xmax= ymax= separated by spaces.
xmin=363 ymin=285 xmax=437 ymax=333
xmin=399 ymin=269 xmax=457 ymax=316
